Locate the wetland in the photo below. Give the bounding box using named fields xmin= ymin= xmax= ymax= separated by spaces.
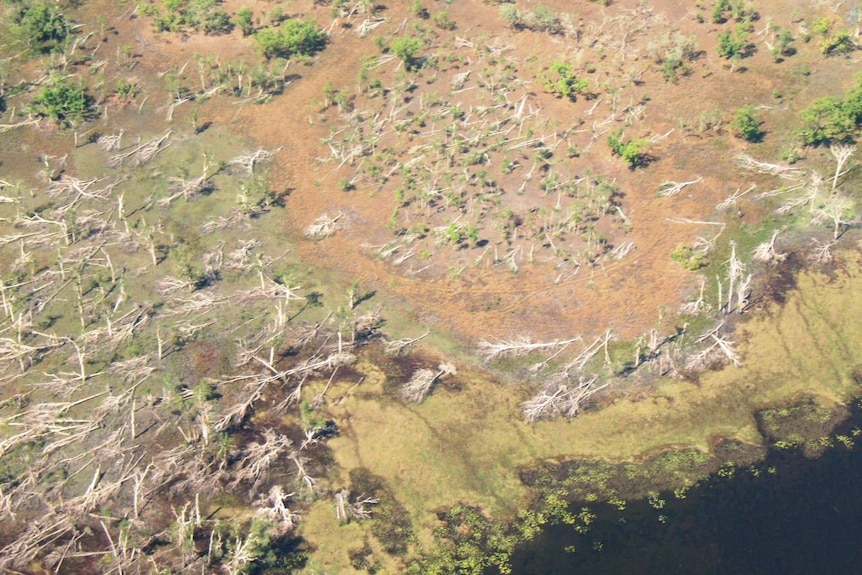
xmin=1 ymin=0 xmax=862 ymax=572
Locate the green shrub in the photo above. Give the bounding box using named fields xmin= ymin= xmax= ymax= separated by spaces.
xmin=798 ymin=95 xmax=856 ymax=146
xmin=711 ymin=0 xmax=730 ymax=23
xmin=770 ymin=27 xmax=795 ymax=60
xmin=652 ymin=32 xmax=698 ymax=82
xmin=431 ymin=11 xmax=456 ymax=30
xmin=608 ymin=130 xmax=649 ymax=168
xmin=233 ymin=7 xmax=254 ymax=36
xmin=410 ymin=0 xmax=428 ymax=18
xmin=530 ymin=4 xmax=561 ymax=33
xmin=255 ymin=18 xmax=328 ymax=59
xmin=144 ymin=0 xmax=233 ymax=34
xmin=541 ymin=61 xmax=589 ymax=101
xmin=671 ymin=244 xmax=709 ymax=270
xmin=820 ymin=29 xmax=856 ymax=55
xmin=389 ymin=36 xmax=423 ymax=70
xmin=730 ymin=105 xmax=763 ymax=142
xmin=113 ymin=78 xmax=140 ymax=102
xmin=811 ymin=16 xmax=832 ymax=36
xmin=660 ymin=56 xmax=686 ymax=82
xmin=12 ymin=2 xmax=71 ymax=53
xmin=717 ymin=23 xmax=753 ymax=59
xmin=713 ymin=0 xmax=756 ymax=23
xmin=30 ymin=76 xmax=90 ymax=126
xmin=499 ymin=4 xmax=522 ymax=29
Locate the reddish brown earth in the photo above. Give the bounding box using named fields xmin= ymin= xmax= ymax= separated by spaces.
xmin=68 ymin=0 xmax=856 ymax=347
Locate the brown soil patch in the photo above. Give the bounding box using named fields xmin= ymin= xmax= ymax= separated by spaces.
xmin=99 ymin=0 xmax=857 ymax=350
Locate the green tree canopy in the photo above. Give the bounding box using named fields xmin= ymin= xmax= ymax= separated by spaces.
xmin=389 ymin=36 xmax=423 ymax=71
xmin=541 ymin=61 xmax=589 ymax=101
xmin=12 ymin=2 xmax=71 ymax=53
xmin=30 ymin=75 xmax=91 ymax=127
xmin=608 ymin=130 xmax=650 ymax=168
xmin=255 ymin=18 xmax=328 ymax=59
xmin=798 ymin=76 xmax=862 ymax=146
xmin=730 ymin=105 xmax=764 ymax=142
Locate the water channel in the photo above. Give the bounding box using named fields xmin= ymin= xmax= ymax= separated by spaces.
xmin=510 ymin=407 xmax=862 ymax=575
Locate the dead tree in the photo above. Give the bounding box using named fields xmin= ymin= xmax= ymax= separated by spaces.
xmin=752 ymin=229 xmax=786 ymax=263
xmin=334 ymin=489 xmax=378 ymax=523
xmin=232 ymin=429 xmax=292 ymax=494
xmin=717 ymin=184 xmax=755 ymax=212
xmin=686 ymin=321 xmax=742 ymax=370
xmin=288 ymin=451 xmax=318 ymax=494
xmin=227 ymin=147 xmax=283 ymax=176
xmin=352 ymin=311 xmax=383 ymax=342
xmin=400 ymin=363 xmax=454 ymax=403
xmin=521 ymin=375 xmax=609 ymax=423
xmin=107 ymin=131 xmax=172 ymax=168
xmin=384 ymin=331 xmax=429 ymax=356
xmin=733 ymin=152 xmax=804 ymax=179
xmin=304 ymin=213 xmax=342 ymax=240
xmin=255 ymin=485 xmax=300 ymax=535
xmin=812 ymin=193 xmax=855 ymax=239
xmin=830 ymin=143 xmax=856 ymax=191
xmin=96 ymin=130 xmax=124 ymax=152
xmin=477 ymin=336 xmax=582 ymax=361
xmin=159 ymin=154 xmax=217 ymax=207
xmin=808 ymin=237 xmax=838 ymax=264
xmin=679 ymin=276 xmax=711 ymax=316
xmin=719 ymin=242 xmax=751 ymax=315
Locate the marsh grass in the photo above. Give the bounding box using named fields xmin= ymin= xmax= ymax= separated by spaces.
xmin=305 ymin=255 xmax=862 ymax=567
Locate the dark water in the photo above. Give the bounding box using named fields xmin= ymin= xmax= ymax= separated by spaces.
xmin=511 ymin=426 xmax=862 ymax=574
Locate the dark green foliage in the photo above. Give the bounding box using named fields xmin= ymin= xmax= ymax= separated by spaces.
xmin=11 ymin=2 xmax=71 ymax=53
xmin=406 ymin=505 xmax=520 ymax=575
xmin=255 ymin=19 xmax=328 ymax=59
xmin=607 ymin=130 xmax=650 ymax=168
xmin=717 ymin=23 xmax=753 ymax=60
xmin=541 ymin=61 xmax=589 ymax=101
xmin=30 ymin=76 xmax=90 ymax=126
xmin=810 ymin=17 xmax=856 ymax=56
xmin=820 ymin=29 xmax=856 ymax=56
xmin=711 ymin=0 xmax=731 ymax=23
xmin=798 ymin=98 xmax=854 ymax=145
xmin=843 ymin=78 xmax=862 ymax=125
xmin=730 ymin=105 xmax=764 ymax=142
xmin=797 ymin=76 xmax=862 ymax=145
xmin=143 ymin=0 xmax=233 ymax=34
xmin=389 ymin=36 xmax=423 ymax=71
xmin=348 ymin=542 xmax=381 ymax=574
xmin=348 ymin=468 xmax=414 ymax=555
xmin=233 ymin=7 xmax=255 ymax=36
xmin=209 ymin=518 xmax=308 ymax=574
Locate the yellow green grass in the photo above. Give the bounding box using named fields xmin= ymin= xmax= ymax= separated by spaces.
xmin=300 ymin=253 xmax=862 ymax=572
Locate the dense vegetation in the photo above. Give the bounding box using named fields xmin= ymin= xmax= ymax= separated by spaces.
xmin=255 ymin=18 xmax=328 ymax=59
xmin=798 ymin=74 xmax=862 ymax=146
